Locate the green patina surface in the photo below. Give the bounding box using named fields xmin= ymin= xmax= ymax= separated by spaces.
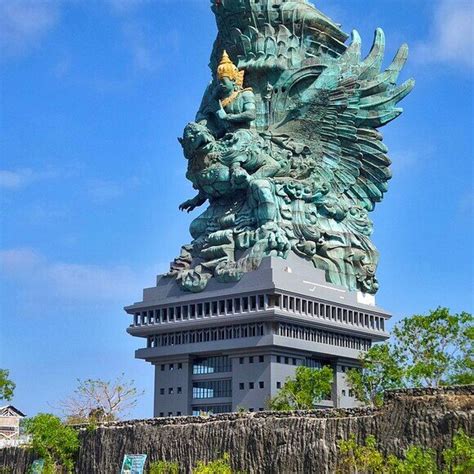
xmin=169 ymin=0 xmax=414 ymax=293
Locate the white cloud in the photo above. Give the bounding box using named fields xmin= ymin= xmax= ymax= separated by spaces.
xmin=0 ymin=248 xmax=167 ymax=305
xmin=0 ymin=167 xmax=59 ymax=190
xmin=414 ymin=0 xmax=474 ymax=69
xmin=107 ymin=0 xmax=143 ymax=15
xmin=86 ymin=177 xmax=140 ymax=203
xmin=458 ymin=190 xmax=473 ymax=215
xmin=0 ymin=0 xmax=59 ymax=58
xmin=122 ymin=22 xmax=162 ymax=73
xmin=389 ymin=144 xmax=437 ymax=175
xmin=87 ymin=179 xmax=124 ymax=203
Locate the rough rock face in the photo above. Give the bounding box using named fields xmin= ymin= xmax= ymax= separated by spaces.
xmin=1 ymin=387 xmax=472 ymax=473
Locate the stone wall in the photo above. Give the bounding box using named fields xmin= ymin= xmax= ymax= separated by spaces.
xmin=1 ymin=386 xmax=472 ymax=473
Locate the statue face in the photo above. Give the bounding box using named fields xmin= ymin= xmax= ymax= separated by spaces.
xmin=181 ymin=122 xmax=215 ymax=158
xmin=219 ymin=76 xmax=235 ymax=96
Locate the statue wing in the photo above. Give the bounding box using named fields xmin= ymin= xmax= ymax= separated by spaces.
xmin=271 ymin=29 xmax=415 ymax=211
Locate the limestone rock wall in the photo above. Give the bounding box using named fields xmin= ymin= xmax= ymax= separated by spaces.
xmin=1 ymin=386 xmax=472 ymax=473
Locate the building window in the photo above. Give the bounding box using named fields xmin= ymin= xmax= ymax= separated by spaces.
xmin=251 ymin=296 xmax=257 ymax=310
xmin=178 ymin=363 xmax=182 ymax=369
xmin=249 ymin=382 xmax=254 ymax=389
xmin=160 ymin=388 xmax=164 ymax=395
xmin=249 ymin=408 xmax=254 ymax=412
xmin=177 ymin=412 xmax=181 ymax=416
xmin=239 ymin=357 xmax=244 ymax=364
xmin=192 ymin=379 xmax=232 ymax=399
xmin=169 ymin=388 xmax=173 ymax=394
xmin=169 ymin=364 xmax=174 ymax=371
xmin=192 ymin=404 xmax=232 ymax=416
xmin=168 ymin=412 xmax=172 ymax=416
xmin=161 ymin=364 xmax=165 ymax=371
xmin=285 ymin=357 xmax=289 ymax=364
xmin=159 ymin=412 xmax=164 ymax=417
xmin=349 ymin=389 xmax=354 ymax=397
xmin=259 ymin=355 xmax=264 ymax=363
xmin=276 ymin=356 xmax=281 ymax=363
xmin=342 ymin=390 xmax=346 ymax=396
xmin=193 ymin=356 xmax=232 ymax=375
xmin=276 ymin=382 xmax=281 ymax=389
xmin=259 ymin=381 xmax=264 ymax=389
xmin=249 ymin=356 xmax=254 ymax=364
xmin=177 ymin=387 xmax=182 ymax=394
xmin=292 ymin=358 xmax=297 ymax=365
xmin=239 ymin=383 xmax=244 ymax=390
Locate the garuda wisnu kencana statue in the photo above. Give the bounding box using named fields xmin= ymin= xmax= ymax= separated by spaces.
xmin=169 ymin=0 xmax=414 ymax=294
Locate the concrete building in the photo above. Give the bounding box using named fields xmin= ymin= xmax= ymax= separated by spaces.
xmin=125 ymin=254 xmax=390 ymax=416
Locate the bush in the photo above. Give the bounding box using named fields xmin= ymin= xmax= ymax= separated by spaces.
xmin=149 ymin=460 xmax=180 ymax=474
xmin=337 ymin=431 xmax=473 ymax=474
xmin=443 ymin=429 xmax=474 ymax=474
xmin=24 ymin=414 xmax=79 ymax=474
xmin=194 ymin=453 xmax=233 ymax=474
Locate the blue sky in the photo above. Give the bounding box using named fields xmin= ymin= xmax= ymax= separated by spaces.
xmin=1 ymin=0 xmax=472 ymax=419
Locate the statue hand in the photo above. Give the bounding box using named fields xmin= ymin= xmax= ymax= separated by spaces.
xmin=216 ymin=102 xmax=228 ymax=120
xmin=179 ymin=199 xmax=198 ymax=213
xmin=231 ymin=167 xmax=251 ymax=187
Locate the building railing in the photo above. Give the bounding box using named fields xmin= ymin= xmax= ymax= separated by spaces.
xmin=130 ymin=291 xmax=387 ymax=334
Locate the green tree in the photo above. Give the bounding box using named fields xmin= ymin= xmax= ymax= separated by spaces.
xmin=443 ymin=429 xmax=474 ymax=474
xmin=149 ymin=460 xmax=180 ymax=474
xmin=193 ymin=453 xmax=233 ymax=474
xmin=0 ymin=369 xmax=15 ymax=401
xmin=268 ymin=366 xmax=333 ymax=411
xmin=337 ymin=434 xmax=386 ymax=473
xmin=59 ymin=373 xmax=143 ymax=423
xmin=337 ymin=432 xmax=473 ymax=474
xmin=24 ymin=413 xmax=79 ymax=474
xmin=387 ymin=446 xmax=437 ymax=474
xmin=346 ymin=344 xmax=405 ymax=408
xmin=392 ymin=308 xmax=473 ymax=387
xmin=445 ymin=323 xmax=474 ymax=386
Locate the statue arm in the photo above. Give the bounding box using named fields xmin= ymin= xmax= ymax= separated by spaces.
xmin=179 ymin=191 xmax=207 ymax=213
xmin=226 ymin=101 xmax=256 ymax=124
xmin=219 ymin=91 xmax=257 ymax=124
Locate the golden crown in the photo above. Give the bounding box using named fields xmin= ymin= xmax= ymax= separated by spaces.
xmin=217 ymin=50 xmax=245 ymax=87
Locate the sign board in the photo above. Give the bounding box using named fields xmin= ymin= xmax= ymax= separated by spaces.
xmin=30 ymin=459 xmax=45 ymax=474
xmin=121 ymin=454 xmax=147 ymax=474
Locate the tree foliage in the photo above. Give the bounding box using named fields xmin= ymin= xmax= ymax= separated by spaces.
xmin=386 ymin=446 xmax=438 ymax=474
xmin=59 ymin=373 xmax=143 ymax=423
xmin=149 ymin=460 xmax=180 ymax=474
xmin=443 ymin=429 xmax=474 ymax=474
xmin=194 ymin=453 xmax=233 ymax=474
xmin=0 ymin=369 xmax=15 ymax=401
xmin=392 ymin=307 xmax=473 ymax=388
xmin=148 ymin=454 xmax=241 ymax=474
xmin=337 ymin=434 xmax=386 ymax=473
xmin=337 ymin=431 xmax=473 ymax=474
xmin=346 ymin=344 xmax=405 ymax=408
xmin=24 ymin=413 xmax=79 ymax=474
xmin=268 ymin=366 xmax=333 ymax=411
xmin=346 ymin=308 xmax=473 ymax=408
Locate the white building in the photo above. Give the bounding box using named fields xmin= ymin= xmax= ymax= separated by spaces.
xmin=0 ymin=405 xmax=25 ymax=440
